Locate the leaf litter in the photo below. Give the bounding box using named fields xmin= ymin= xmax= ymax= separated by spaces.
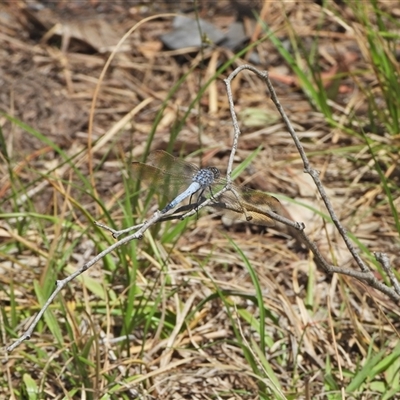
xmin=1 ymin=0 xmax=400 ymax=398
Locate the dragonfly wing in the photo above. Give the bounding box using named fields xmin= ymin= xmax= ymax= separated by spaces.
xmin=131 ymin=162 xmax=192 ymax=198
xmin=238 ymin=187 xmax=282 ymax=214
xmin=213 ymin=186 xmax=282 ymax=227
xmin=132 ymin=151 xmax=213 ymax=212
xmin=147 ymin=150 xmax=199 ymax=177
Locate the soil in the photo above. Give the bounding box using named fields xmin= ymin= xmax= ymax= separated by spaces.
xmin=1 ymin=1 xmax=399 ymax=399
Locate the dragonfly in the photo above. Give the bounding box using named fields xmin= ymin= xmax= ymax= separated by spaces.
xmin=132 ymin=150 xmax=220 ymax=214
xmin=132 ymin=150 xmax=283 ymax=226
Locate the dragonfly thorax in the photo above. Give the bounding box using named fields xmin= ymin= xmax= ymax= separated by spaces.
xmin=192 ymin=167 xmax=220 ymax=188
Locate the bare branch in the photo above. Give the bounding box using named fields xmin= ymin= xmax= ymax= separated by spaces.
xmin=220 ymin=64 xmax=400 ymax=302
xmin=7 ymin=210 xmax=164 ymax=352
xmin=8 ymin=64 xmax=400 ymax=352
xmin=375 ymin=252 xmax=400 ymax=296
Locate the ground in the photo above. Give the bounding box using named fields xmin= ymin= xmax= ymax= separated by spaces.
xmin=1 ymin=1 xmax=400 ymax=399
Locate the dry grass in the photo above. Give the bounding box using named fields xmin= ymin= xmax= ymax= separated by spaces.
xmin=1 ymin=1 xmax=400 ymax=399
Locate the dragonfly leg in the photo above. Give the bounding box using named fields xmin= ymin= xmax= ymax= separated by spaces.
xmin=189 ymin=192 xmax=195 ymax=207
xmin=208 ymin=186 xmax=220 ymax=202
xmin=192 ymin=188 xmax=207 ymax=216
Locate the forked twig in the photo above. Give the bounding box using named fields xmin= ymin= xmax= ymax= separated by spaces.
xmin=7 ymin=64 xmax=400 ymax=352
xmin=225 ymin=65 xmax=399 ymax=302
xmin=7 ymin=211 xmax=162 ymax=352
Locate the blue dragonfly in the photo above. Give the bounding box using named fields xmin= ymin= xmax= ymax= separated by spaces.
xmin=132 ymin=150 xmax=220 ymax=214
xmin=132 ymin=150 xmax=282 ymax=226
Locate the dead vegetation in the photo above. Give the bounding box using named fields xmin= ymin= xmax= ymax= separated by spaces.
xmin=1 ymin=1 xmax=400 ymax=399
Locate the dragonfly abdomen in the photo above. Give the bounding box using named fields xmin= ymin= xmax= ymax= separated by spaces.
xmin=161 ymin=168 xmax=218 ymax=213
xmin=161 ymin=181 xmax=202 ymax=213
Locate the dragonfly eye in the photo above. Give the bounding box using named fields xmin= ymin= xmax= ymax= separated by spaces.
xmin=209 ymin=167 xmax=220 ymax=179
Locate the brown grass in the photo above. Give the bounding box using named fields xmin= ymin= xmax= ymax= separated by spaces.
xmin=1 ymin=1 xmax=400 ymax=399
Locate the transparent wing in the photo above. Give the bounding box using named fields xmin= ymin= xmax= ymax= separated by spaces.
xmin=146 ymin=150 xmax=199 ymax=177
xmin=211 ymin=185 xmax=283 ymax=227
xmin=132 ymin=150 xmax=209 ymax=201
xmin=131 ymin=162 xmax=193 ymax=199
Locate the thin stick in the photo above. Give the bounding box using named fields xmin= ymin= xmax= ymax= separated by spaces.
xmin=8 ymin=64 xmax=400 ymax=352
xmin=7 ymin=210 xmax=163 ymax=352
xmin=223 ymin=65 xmax=399 ymax=302
xmin=231 ymin=65 xmax=372 ymax=273
xmin=375 ymin=252 xmax=400 ymax=296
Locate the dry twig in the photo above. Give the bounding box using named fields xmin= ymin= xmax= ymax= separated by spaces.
xmin=7 ymin=64 xmax=400 ymax=353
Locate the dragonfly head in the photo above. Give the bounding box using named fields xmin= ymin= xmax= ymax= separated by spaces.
xmin=207 ymin=167 xmax=220 ymax=180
